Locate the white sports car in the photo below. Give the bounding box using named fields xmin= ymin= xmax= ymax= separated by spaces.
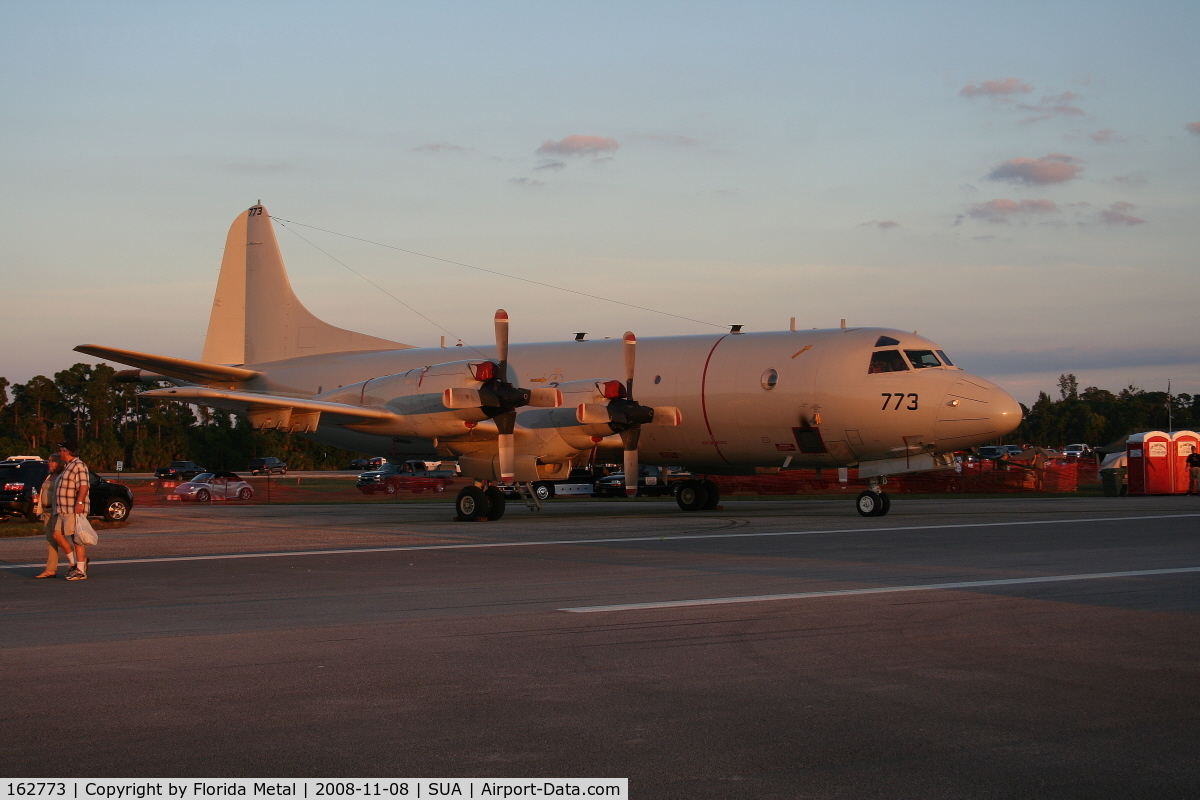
xmin=173 ymin=471 xmax=254 ymax=502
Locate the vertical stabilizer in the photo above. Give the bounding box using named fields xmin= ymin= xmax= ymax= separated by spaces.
xmin=202 ymin=204 xmax=412 ymax=365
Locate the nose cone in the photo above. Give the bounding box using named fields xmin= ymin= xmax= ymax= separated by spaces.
xmin=989 ymin=383 xmax=1024 ymax=437
xmin=937 ymin=375 xmax=1023 ymax=446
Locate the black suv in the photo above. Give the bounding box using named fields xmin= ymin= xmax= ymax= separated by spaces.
xmin=0 ymin=458 xmax=134 ymax=522
xmin=155 ymin=461 xmax=207 ymax=480
xmin=249 ymin=457 xmax=287 ymax=475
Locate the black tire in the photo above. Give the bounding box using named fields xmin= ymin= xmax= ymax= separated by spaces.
xmin=456 ymin=486 xmax=491 ymax=521
xmin=855 ymin=490 xmax=890 ymax=517
xmin=675 ymin=479 xmax=710 ymax=511
xmin=484 ymin=487 xmax=507 ymax=520
xmin=701 ymin=479 xmax=721 ymax=510
xmin=103 ymin=498 xmax=131 ymax=522
xmin=237 ymin=488 xmax=252 ymax=500
xmin=533 ymin=482 xmax=554 ymax=501
xmin=196 ymin=489 xmax=211 ymax=502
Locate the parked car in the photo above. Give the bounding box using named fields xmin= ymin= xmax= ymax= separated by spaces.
xmin=0 ymin=457 xmax=134 ymax=522
xmin=357 ymin=460 xmax=456 ymax=494
xmin=172 ymin=472 xmax=254 ymax=502
xmin=975 ymin=446 xmax=1008 ymax=461
xmin=248 ymin=457 xmax=287 ymax=475
xmin=347 ymin=458 xmax=370 ymax=470
xmin=154 ymin=461 xmax=207 ymax=481
xmin=1003 ymin=445 xmax=1024 ymax=457
xmin=593 ymin=466 xmax=688 ymax=497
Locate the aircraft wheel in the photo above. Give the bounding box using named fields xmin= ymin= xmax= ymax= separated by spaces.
xmin=533 ymin=482 xmax=554 ymax=501
xmin=484 ymin=487 xmax=507 ymax=520
xmin=855 ymin=490 xmax=890 ymax=517
xmin=456 ymin=486 xmax=491 ymax=521
xmin=675 ymin=480 xmax=709 ymax=511
xmin=701 ymin=479 xmax=721 ymax=510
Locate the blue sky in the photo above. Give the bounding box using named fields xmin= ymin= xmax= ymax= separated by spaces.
xmin=2 ymin=0 xmax=1197 ymax=404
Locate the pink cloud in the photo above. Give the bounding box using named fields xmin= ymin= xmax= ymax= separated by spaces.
xmin=1097 ymin=202 xmax=1145 ymax=225
xmin=536 ymin=135 xmax=620 ymax=157
xmin=987 ymin=154 xmax=1084 ymax=185
xmin=1017 ymin=91 xmax=1085 ymax=123
xmin=1089 ymin=128 xmax=1125 ymax=144
xmin=1186 ymin=122 xmax=1200 ymax=136
xmin=960 ymin=78 xmax=1032 ymax=98
xmin=967 ymin=199 xmax=1059 ymax=223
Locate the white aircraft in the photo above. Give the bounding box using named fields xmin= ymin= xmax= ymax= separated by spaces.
xmin=77 ymin=204 xmax=1022 ymax=520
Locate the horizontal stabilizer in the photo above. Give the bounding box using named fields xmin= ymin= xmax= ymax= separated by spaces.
xmin=74 ymin=344 xmax=261 ymax=386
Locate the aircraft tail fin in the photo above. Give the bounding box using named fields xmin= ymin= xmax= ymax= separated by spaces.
xmin=202 ymin=204 xmax=412 ymax=365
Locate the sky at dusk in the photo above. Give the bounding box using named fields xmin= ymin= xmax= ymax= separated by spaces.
xmin=2 ymin=0 xmax=1197 ymax=405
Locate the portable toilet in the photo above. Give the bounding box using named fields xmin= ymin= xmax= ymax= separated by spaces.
xmin=1127 ymin=431 xmax=1173 ymax=494
xmin=1173 ymin=430 xmax=1199 ymax=494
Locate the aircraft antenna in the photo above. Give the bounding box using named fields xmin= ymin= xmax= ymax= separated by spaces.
xmin=271 ymin=215 xmax=726 ymax=329
xmin=273 ymin=218 xmax=489 ymax=359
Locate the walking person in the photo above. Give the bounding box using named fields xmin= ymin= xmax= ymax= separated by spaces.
xmin=34 ymin=454 xmax=77 ymax=578
xmin=55 ymin=442 xmax=92 ymax=581
xmin=1187 ymin=448 xmax=1200 ymax=495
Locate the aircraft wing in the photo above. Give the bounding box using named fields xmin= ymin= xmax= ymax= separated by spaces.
xmin=140 ymin=386 xmax=395 ymax=428
xmin=75 ymin=344 xmax=261 ymax=385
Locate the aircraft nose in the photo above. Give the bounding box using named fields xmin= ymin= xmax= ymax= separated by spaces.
xmin=988 ymin=384 xmax=1024 ymax=436
xmin=938 ymin=375 xmax=1023 ymax=443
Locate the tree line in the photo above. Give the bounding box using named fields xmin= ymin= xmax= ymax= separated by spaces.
xmin=1011 ymin=374 xmax=1198 ymax=448
xmin=0 ymin=363 xmax=363 ymax=471
xmin=1 ymin=365 xmax=1195 ymax=470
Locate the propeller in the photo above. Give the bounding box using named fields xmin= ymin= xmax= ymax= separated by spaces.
xmin=493 ymin=310 xmax=517 ymax=482
xmin=620 ymin=332 xmax=640 ymax=497
xmin=441 ymin=309 xmax=560 ymax=482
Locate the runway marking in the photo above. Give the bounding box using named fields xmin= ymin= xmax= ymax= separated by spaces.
xmin=0 ymin=513 xmax=1197 ymax=570
xmin=560 ymin=566 xmax=1200 ymax=613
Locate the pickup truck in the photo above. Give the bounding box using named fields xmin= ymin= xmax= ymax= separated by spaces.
xmin=356 ymin=460 xmax=457 ymax=495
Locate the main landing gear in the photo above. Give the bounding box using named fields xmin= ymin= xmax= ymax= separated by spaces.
xmin=455 ymin=485 xmax=507 ymax=521
xmin=675 ymin=479 xmax=721 ymax=511
xmin=855 ymin=478 xmax=891 ymax=517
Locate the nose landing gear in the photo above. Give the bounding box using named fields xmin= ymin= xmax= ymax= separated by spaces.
xmin=856 ymin=478 xmax=891 ymax=517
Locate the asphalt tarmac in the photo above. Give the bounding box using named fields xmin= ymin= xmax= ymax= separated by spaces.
xmin=2 ymin=494 xmax=1198 ymax=799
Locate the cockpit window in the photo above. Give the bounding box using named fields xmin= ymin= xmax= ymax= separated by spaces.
xmin=868 ymin=350 xmax=909 ymax=373
xmin=905 ymin=350 xmax=942 ymax=369
xmin=936 ymin=349 xmax=954 ymax=367
xmin=874 ymin=335 xmax=900 ymax=347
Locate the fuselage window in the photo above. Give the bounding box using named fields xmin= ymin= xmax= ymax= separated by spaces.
xmin=874 ymin=335 xmax=900 ymax=347
xmin=868 ymin=350 xmax=909 ymax=373
xmin=905 ymin=349 xmax=942 ymax=369
xmin=936 ymin=350 xmax=954 ymax=367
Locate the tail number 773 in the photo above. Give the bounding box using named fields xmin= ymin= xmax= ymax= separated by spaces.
xmin=881 ymin=393 xmax=918 ymax=410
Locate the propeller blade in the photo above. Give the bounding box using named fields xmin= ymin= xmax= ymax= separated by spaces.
xmin=496 ymin=410 xmax=516 ymax=481
xmin=620 ymin=427 xmax=640 ymax=498
xmin=622 ymin=331 xmax=636 ymax=400
xmin=495 ymin=309 xmax=510 ymax=379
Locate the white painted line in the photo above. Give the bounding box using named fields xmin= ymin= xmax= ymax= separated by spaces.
xmin=0 ymin=513 xmax=1196 ymax=571
xmin=560 ymin=566 xmax=1200 ymax=613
